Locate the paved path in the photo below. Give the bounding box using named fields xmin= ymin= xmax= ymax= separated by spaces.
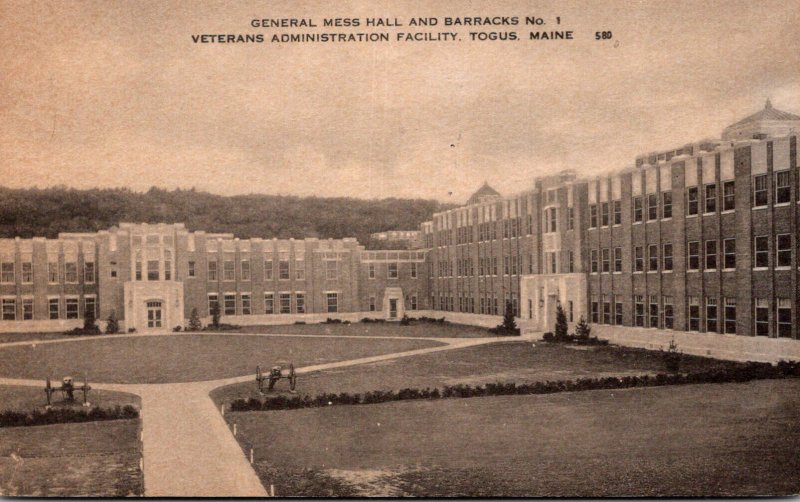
xmin=0 ymin=332 xmax=536 ymax=496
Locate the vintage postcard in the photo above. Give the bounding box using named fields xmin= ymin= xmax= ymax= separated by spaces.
xmin=0 ymin=0 xmax=799 ymax=497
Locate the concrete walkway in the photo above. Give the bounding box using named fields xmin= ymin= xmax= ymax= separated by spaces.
xmin=0 ymin=332 xmax=535 ymax=497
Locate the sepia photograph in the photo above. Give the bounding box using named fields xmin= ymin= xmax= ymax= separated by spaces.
xmin=0 ymin=0 xmax=799 ymax=497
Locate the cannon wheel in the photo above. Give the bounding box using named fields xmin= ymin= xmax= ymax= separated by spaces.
xmin=81 ymin=373 xmax=91 ymax=405
xmin=45 ymin=376 xmax=53 ymax=406
xmin=289 ymin=363 xmax=297 ymax=392
xmin=256 ymin=365 xmax=263 ymax=392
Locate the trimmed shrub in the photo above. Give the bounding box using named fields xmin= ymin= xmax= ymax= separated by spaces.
xmin=663 ymin=338 xmax=682 ymax=372
xmin=106 ymin=310 xmax=120 ymax=334
xmin=0 ymin=405 xmax=139 ymax=428
xmin=173 ymin=325 xmax=182 ymax=332
xmin=554 ymin=304 xmax=568 ymax=339
xmin=187 ymin=308 xmax=202 ymax=331
xmin=400 ymin=314 xmax=411 ymax=326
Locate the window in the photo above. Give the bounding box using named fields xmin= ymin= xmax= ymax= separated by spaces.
xmin=754 ymin=236 xmax=769 ymax=268
xmin=164 ymin=250 xmax=171 ymax=281
xmin=687 ymin=187 xmax=699 ymax=216
xmin=188 ymin=261 xmax=196 ymax=277
xmin=264 ymin=293 xmax=274 ymax=314
xmin=589 ymin=205 xmax=597 ymax=228
xmin=723 ymin=181 xmax=735 ymax=211
xmin=613 ymin=200 xmax=622 ymax=225
xmin=65 ymin=262 xmax=78 ymax=283
xmin=633 ymin=197 xmax=643 ymax=222
xmin=2 ymin=298 xmax=15 ymax=320
xmin=22 ymin=298 xmax=33 ymax=320
xmin=410 ymin=263 xmax=417 ymax=278
xmin=241 ymin=294 xmax=251 ymax=315
xmin=569 ymin=300 xmax=574 ymax=322
xmin=634 ymin=295 xmax=645 ymax=327
xmin=207 ymin=260 xmax=218 ymax=281
xmin=662 ymin=192 xmax=672 ymax=219
xmin=663 ymin=243 xmax=673 ymax=271
xmin=279 ymin=253 xmax=290 ymax=280
xmin=147 ymin=260 xmax=159 ymax=281
xmin=601 ymin=202 xmax=609 ymax=226
xmin=688 ymin=241 xmax=700 ymax=271
xmin=704 ymin=184 xmax=716 ymax=213
xmin=647 ymin=194 xmax=658 ymax=221
xmin=224 ymin=294 xmax=236 ymax=315
xmin=21 ymin=262 xmax=33 ymax=283
xmin=545 ymin=208 xmax=558 ymax=233
xmin=601 ymin=248 xmax=610 ymax=273
xmin=776 ymin=234 xmax=791 ymax=268
xmin=66 ymin=297 xmax=79 ymax=319
xmin=614 ymin=247 xmax=622 ymax=272
xmin=648 ymin=245 xmax=658 ymax=272
xmin=775 ymin=171 xmax=791 ymax=204
xmin=369 ymin=296 xmax=376 ymax=311
xmin=724 ymin=298 xmax=736 ymax=334
xmin=411 ymin=294 xmax=418 ymax=310
xmin=753 ymin=174 xmax=768 ymax=207
xmin=590 ymin=250 xmax=598 ymax=273
xmin=295 ymin=293 xmax=305 ymax=314
xmin=568 ymin=251 xmax=574 ymax=273
xmin=706 ymin=297 xmax=718 ymax=333
xmin=777 ymin=298 xmax=792 ymax=338
xmin=663 ymin=297 xmax=674 ymax=329
xmin=0 ymin=262 xmax=13 ymax=283
xmin=614 ymin=296 xmax=623 ymax=325
xmin=603 ymin=295 xmax=611 ymax=324
xmin=649 ymin=296 xmax=659 ymax=328
xmin=48 ymin=261 xmax=59 ymax=283
xmin=388 ymin=262 xmax=398 ymax=279
xmin=755 ymin=298 xmax=769 ymax=336
xmin=705 ymin=240 xmax=717 ymax=270
xmin=688 ymin=297 xmax=700 ymax=331
xmin=279 ymin=293 xmax=291 ymax=314
xmin=723 ymin=239 xmax=736 ymax=269
xmin=264 ymin=257 xmax=273 ymax=280
xmin=49 ymin=298 xmax=59 ymax=320
xmin=223 ymin=258 xmax=235 ymax=281
xmin=208 ymin=294 xmax=219 ymax=315
xmin=242 ymin=259 xmax=251 ymax=281
xmin=368 ymin=263 xmax=375 ymax=279
xmin=326 ymin=292 xmax=338 ymax=313
xmin=567 ymin=207 xmax=575 ymax=230
xmin=84 ymin=296 xmax=96 ymax=319
xmin=634 ymin=246 xmax=644 ymax=272
xmin=591 ymin=296 xmax=599 ymax=323
xmin=325 ymin=260 xmax=337 ymax=280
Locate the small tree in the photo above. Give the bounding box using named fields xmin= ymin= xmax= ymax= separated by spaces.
xmin=83 ymin=308 xmax=100 ymax=334
xmin=663 ymin=337 xmax=682 ymax=372
xmin=210 ymin=302 xmax=221 ymax=329
xmin=105 ymin=310 xmax=119 ymax=334
xmin=554 ymin=303 xmax=568 ymax=340
xmin=188 ymin=308 xmax=202 ymax=331
xmin=501 ymin=301 xmax=519 ymax=335
xmin=575 ymin=316 xmax=591 ymax=339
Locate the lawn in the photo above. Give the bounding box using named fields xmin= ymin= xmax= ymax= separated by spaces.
xmin=211 ymin=341 xmax=739 ymax=405
xmin=0 ymin=385 xmax=141 ymax=413
xmin=231 ymin=319 xmax=497 ymax=338
xmin=230 ymin=379 xmax=800 ymax=497
xmin=0 ymin=418 xmax=143 ymax=496
xmin=0 ymin=332 xmax=76 ymax=344
xmin=0 ymin=334 xmax=443 ymax=384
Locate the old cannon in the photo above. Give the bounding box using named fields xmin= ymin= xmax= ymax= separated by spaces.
xmin=45 ymin=374 xmax=91 ymax=407
xmin=256 ymin=362 xmax=297 ymax=393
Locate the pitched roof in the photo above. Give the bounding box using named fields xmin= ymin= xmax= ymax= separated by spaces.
xmin=466 ymin=182 xmax=501 ymax=205
xmin=726 ymin=99 xmax=800 ymax=129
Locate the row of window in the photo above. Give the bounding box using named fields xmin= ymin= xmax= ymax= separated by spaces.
xmin=433 ymin=294 xmax=519 ymax=316
xmin=589 ymin=295 xmax=793 ymax=338
xmin=367 ymin=295 xmax=419 ymax=311
xmin=1 ymin=296 xmax=95 ymax=321
xmin=439 ymin=208 xmax=578 ymax=246
xmin=0 ymin=262 xmax=95 ymax=284
xmin=367 ymin=262 xmax=417 ymax=279
xmin=208 ymin=292 xmax=340 ymax=316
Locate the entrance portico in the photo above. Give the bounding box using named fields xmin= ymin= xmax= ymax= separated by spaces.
xmin=124 ymin=281 xmax=184 ymax=332
xmin=520 ymin=273 xmax=587 ymax=332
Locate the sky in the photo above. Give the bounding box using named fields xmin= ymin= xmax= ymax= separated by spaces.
xmin=1 ymin=0 xmax=798 ymax=203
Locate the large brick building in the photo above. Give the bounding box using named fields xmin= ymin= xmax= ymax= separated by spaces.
xmin=1 ymin=101 xmax=800 ymax=359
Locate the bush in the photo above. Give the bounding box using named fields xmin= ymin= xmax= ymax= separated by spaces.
xmin=322 ymin=318 xmax=343 ymax=324
xmin=106 ymin=310 xmax=120 ymax=334
xmin=0 ymin=404 xmax=140 ymax=428
xmin=360 ymin=317 xmax=386 ymax=323
xmin=210 ymin=301 xmax=221 ymax=329
xmin=187 ymin=308 xmax=202 ymax=331
xmin=127 ymin=327 xmax=136 ymax=333
xmin=400 ymin=314 xmax=411 ymax=326
xmin=555 ymin=304 xmax=568 ymax=339
xmin=543 ymin=332 xmax=554 ymax=342
xmin=575 ymin=317 xmax=591 ymax=339
xmin=202 ymin=323 xmax=241 ymax=331
xmin=83 ymin=308 xmax=100 ymax=334
xmin=663 ymin=338 xmax=682 ymax=372
xmin=294 ymin=321 xmax=306 ymax=325
xmin=173 ymin=325 xmax=182 ymax=332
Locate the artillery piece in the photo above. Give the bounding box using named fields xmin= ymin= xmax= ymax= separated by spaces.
xmin=45 ymin=374 xmax=92 ymax=407
xmin=256 ymin=362 xmax=297 ymax=393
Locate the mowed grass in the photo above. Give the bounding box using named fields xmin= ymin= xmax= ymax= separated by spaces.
xmin=0 ymin=385 xmax=141 ymax=413
xmin=0 ymin=332 xmax=76 ymax=344
xmin=0 ymin=418 xmax=142 ymax=496
xmin=211 ymin=341 xmax=739 ymax=405
xmin=233 ymin=320 xmax=497 ymax=338
xmin=232 ymin=379 xmax=800 ymax=497
xmin=0 ymin=334 xmax=443 ymax=384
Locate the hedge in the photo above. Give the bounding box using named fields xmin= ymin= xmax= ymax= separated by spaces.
xmin=229 ymin=360 xmax=800 ymax=412
xmin=0 ymin=404 xmax=140 ymax=428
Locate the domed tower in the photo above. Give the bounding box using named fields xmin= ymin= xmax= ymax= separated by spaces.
xmin=721 ymin=99 xmax=800 ymax=141
xmin=466 ymin=181 xmax=501 ymax=205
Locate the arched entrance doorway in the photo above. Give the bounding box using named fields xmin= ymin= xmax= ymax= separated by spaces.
xmin=146 ymin=300 xmax=164 ymax=329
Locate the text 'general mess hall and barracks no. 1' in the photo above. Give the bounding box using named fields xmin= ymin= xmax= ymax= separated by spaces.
xmin=1 ymin=102 xmax=799 ymax=349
